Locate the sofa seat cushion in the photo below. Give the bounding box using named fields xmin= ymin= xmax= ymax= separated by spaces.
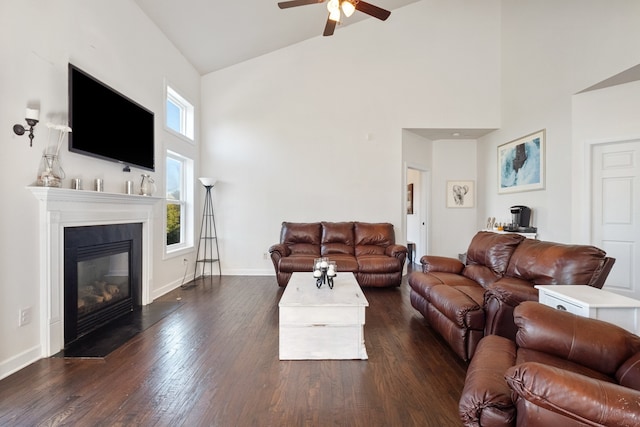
xmin=429 ymin=284 xmax=486 ymax=330
xmin=324 ymin=253 xmax=358 ymax=272
xmin=278 ymin=255 xmax=316 ymax=273
xmin=517 ymin=348 xmax=616 ymax=385
xmin=409 ymin=271 xmax=480 ymax=301
xmin=506 ymin=238 xmax=608 ymax=286
xmin=356 ymin=254 xmax=401 ymax=273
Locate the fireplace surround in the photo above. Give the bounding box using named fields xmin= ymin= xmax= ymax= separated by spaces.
xmin=30 ymin=187 xmax=160 ymax=356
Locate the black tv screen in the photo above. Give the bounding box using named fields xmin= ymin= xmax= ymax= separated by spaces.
xmin=68 ymin=64 xmax=155 ymax=171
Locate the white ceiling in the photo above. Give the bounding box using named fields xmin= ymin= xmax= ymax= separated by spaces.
xmin=134 ymin=0 xmax=420 ymax=75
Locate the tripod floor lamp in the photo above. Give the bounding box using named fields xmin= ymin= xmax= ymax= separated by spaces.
xmin=194 ymin=177 xmax=221 ymax=282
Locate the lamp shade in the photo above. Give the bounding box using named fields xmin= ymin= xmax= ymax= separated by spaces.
xmin=198 ymin=177 xmax=217 ymax=187
xmin=341 ymin=0 xmax=355 ymax=17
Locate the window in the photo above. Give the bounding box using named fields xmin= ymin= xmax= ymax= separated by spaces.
xmin=166 ymin=150 xmax=194 ymax=252
xmin=166 ymin=85 xmax=195 ymax=141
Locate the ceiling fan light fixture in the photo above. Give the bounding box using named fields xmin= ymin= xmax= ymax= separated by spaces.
xmin=328 ymin=7 xmax=341 ymax=22
xmin=341 ymin=0 xmax=356 ymax=17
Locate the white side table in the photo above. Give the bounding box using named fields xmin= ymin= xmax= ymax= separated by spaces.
xmin=536 ymin=285 xmax=640 ymax=335
xmin=483 ymin=229 xmax=537 ymax=239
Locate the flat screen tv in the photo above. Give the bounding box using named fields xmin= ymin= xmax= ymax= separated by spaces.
xmin=68 ymin=63 xmax=155 ymax=171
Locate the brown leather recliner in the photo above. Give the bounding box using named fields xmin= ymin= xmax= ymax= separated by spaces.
xmin=269 ymin=221 xmax=407 ymax=287
xmin=459 ymin=301 xmax=640 ymax=426
xmin=408 ymin=232 xmax=615 ymax=361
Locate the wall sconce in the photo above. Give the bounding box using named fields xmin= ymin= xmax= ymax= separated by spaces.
xmin=13 ymin=108 xmax=40 ymax=147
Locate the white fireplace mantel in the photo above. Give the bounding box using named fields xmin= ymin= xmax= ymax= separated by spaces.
xmin=29 ymin=186 xmax=162 ymax=356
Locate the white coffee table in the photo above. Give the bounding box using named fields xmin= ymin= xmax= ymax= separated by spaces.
xmin=279 ymin=272 xmax=369 ymax=360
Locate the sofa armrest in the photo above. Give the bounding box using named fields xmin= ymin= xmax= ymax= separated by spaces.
xmin=459 ymin=335 xmax=517 ymax=427
xmin=268 ymin=243 xmax=290 ymax=259
xmin=506 ymin=362 xmax=640 ymax=426
xmin=385 ymin=244 xmax=407 ymax=259
xmin=485 ymin=280 xmax=538 ymax=307
xmin=419 ymin=255 xmax=464 ymax=274
xmin=483 ymin=280 xmax=539 ymax=339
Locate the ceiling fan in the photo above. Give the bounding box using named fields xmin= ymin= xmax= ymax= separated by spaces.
xmin=278 ymin=0 xmax=391 ymax=37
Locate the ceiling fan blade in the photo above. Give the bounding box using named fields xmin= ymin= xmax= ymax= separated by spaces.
xmin=278 ymin=0 xmax=325 ymax=9
xmin=323 ymin=15 xmax=337 ymax=36
xmin=355 ymin=1 xmax=391 ymax=21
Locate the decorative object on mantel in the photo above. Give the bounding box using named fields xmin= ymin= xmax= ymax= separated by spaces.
xmin=313 ymin=257 xmax=337 ymax=289
xmin=189 ymin=177 xmax=221 ymax=287
xmin=13 ymin=108 xmax=39 ymax=147
xmin=36 ymin=122 xmax=72 ymax=187
xmin=36 ymin=153 xmax=65 ymax=187
xmin=139 ymin=174 xmax=155 ymax=196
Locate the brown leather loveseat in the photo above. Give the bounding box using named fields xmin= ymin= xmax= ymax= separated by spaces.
xmin=269 ymin=221 xmax=407 ymax=287
xmin=408 ymin=231 xmax=615 ymax=361
xmin=459 ymin=301 xmax=640 ymax=426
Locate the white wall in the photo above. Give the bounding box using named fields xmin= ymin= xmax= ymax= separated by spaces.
xmin=431 ymin=139 xmax=478 ymax=257
xmin=0 ymin=0 xmax=199 ymax=378
xmin=478 ymin=0 xmax=640 ymax=243
xmin=572 ymin=80 xmax=640 ymax=243
xmin=201 ymin=0 xmax=501 ymax=274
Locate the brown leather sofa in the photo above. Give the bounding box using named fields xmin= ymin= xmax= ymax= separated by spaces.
xmin=269 ymin=221 xmax=407 ymax=287
xmin=459 ymin=301 xmax=640 ymax=426
xmin=407 ymin=231 xmax=615 ymax=361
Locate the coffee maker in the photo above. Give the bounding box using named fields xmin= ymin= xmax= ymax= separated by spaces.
xmin=504 ymin=205 xmax=537 ymax=232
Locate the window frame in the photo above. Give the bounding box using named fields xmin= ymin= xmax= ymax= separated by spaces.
xmin=165 ymin=85 xmax=195 ymax=143
xmin=165 ymin=150 xmax=194 ymax=255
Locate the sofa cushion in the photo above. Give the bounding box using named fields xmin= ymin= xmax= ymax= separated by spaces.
xmin=515 ymin=302 xmax=640 ymax=376
xmin=280 ymin=222 xmax=321 ymax=256
xmin=321 ymin=222 xmax=355 ymax=255
xmin=357 ymin=254 xmax=400 ymax=273
xmin=516 ymin=348 xmax=615 ymax=385
xmin=465 ymin=231 xmax=525 ymax=275
xmin=278 ymin=254 xmax=317 ymax=273
xmin=461 ymin=264 xmax=501 ymax=288
xmin=617 ymin=353 xmax=640 ymax=391
xmin=429 ymin=284 xmax=485 ymax=329
xmin=505 ymin=239 xmax=608 ymax=286
xmin=323 ymin=253 xmax=358 ymax=272
xmin=354 ymin=222 xmax=394 ymax=256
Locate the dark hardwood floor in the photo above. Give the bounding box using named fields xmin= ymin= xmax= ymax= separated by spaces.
xmin=0 ymin=268 xmax=468 ymax=426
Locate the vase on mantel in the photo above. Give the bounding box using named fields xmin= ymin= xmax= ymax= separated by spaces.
xmin=139 ymin=173 xmax=156 ymax=196
xmin=36 ymin=153 xmax=65 ymax=187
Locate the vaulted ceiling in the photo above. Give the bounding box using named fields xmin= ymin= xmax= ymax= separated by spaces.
xmin=134 ymin=0 xmax=420 ymax=74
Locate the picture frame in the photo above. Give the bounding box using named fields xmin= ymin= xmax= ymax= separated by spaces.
xmin=446 ymin=180 xmax=475 ymax=208
xmin=407 ymin=183 xmax=414 ymax=214
xmin=498 ymin=129 xmax=545 ymax=194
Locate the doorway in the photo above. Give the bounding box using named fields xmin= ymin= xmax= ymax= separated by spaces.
xmin=592 ymin=140 xmax=640 ymax=299
xmin=406 ymin=167 xmax=430 ymax=266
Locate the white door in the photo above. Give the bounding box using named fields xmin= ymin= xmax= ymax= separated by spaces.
xmin=592 ymin=140 xmax=640 ymax=299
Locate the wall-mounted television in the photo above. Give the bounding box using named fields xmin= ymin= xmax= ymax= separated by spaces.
xmin=68 ymin=64 xmax=155 ymax=171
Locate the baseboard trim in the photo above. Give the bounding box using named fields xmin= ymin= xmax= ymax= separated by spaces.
xmin=0 ymin=345 xmax=41 ymax=381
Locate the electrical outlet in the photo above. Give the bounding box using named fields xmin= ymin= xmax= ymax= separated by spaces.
xmin=19 ymin=307 xmax=32 ymax=327
xmin=183 ymin=258 xmax=188 ymax=265
xmin=263 ymin=253 xmax=268 ymax=260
